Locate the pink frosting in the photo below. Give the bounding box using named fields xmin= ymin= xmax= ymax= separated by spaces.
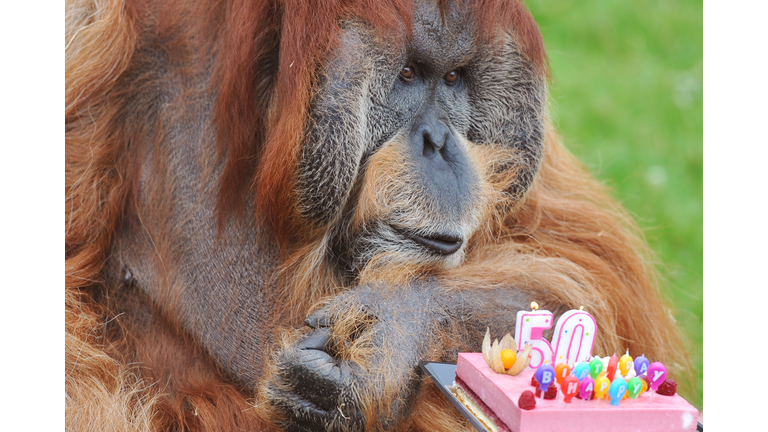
xmin=456 ymin=353 xmax=699 ymax=432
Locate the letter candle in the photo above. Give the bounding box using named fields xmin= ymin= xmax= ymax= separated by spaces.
xmin=634 ymin=353 xmax=649 ymax=376
xmin=572 ymin=361 xmax=590 ymax=380
xmin=588 ymin=358 xmax=604 ymax=379
xmin=619 ymin=349 xmax=634 ymax=376
xmin=594 ymin=375 xmax=611 ymax=401
xmin=555 ymin=362 xmax=571 ymax=385
xmin=515 ymin=302 xmax=554 ymax=368
xmin=562 ymin=375 xmax=580 ymax=403
xmin=647 ymin=362 xmax=667 ymax=400
xmin=535 ymin=364 xmax=556 ymax=395
xmin=608 ymin=377 xmax=628 ymax=407
xmin=627 ymin=377 xmax=644 ymax=399
xmin=579 ymin=376 xmax=595 ymax=403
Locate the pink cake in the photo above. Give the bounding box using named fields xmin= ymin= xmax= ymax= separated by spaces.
xmin=455 ymin=352 xmax=699 ymax=432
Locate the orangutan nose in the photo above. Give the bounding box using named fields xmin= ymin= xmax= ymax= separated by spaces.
xmin=413 ymin=119 xmax=451 ymax=158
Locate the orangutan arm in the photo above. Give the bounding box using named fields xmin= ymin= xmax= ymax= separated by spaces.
xmin=263 ymin=282 xmax=532 ymax=431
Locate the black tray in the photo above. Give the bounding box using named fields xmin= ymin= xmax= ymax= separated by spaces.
xmin=418 ymin=361 xmax=703 ymax=432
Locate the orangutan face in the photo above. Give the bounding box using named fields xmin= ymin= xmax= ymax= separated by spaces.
xmin=296 ymin=0 xmax=546 ymax=274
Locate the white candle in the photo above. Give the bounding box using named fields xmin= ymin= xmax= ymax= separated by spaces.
xmin=550 ymin=307 xmax=597 ymax=367
xmin=515 ymin=302 xmax=554 ymax=368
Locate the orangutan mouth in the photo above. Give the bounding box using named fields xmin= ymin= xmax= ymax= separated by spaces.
xmin=401 ymin=230 xmax=464 ymax=255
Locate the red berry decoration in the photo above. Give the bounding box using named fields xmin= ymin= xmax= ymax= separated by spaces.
xmin=534 ymin=382 xmax=557 ymax=398
xmin=538 ymin=385 xmax=557 ymax=400
xmin=519 ymin=390 xmax=536 ymax=410
xmin=531 ymin=375 xmax=538 ymax=387
xmin=576 ymin=388 xmax=595 ymax=400
xmin=656 ymin=379 xmax=677 ymax=396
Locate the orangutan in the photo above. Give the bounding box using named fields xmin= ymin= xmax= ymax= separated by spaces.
xmin=65 ymin=0 xmax=688 ymax=430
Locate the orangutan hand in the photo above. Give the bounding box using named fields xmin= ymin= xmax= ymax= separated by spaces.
xmin=266 ymin=283 xmax=446 ymax=432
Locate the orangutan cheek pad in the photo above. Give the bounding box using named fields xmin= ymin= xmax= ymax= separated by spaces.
xmin=455 ymin=353 xmax=698 ymax=432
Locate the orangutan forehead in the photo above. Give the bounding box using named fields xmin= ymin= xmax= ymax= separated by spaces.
xmin=345 ymin=0 xmax=546 ymax=72
xmin=410 ymin=0 xmax=475 ymax=41
xmin=335 ymin=1 xmax=486 ymax=72
xmin=407 ymin=0 xmax=477 ymax=66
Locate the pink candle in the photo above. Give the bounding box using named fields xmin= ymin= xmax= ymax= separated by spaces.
xmin=647 ymin=362 xmax=667 ymax=391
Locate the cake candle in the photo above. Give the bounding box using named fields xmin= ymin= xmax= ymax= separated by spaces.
xmin=562 ymin=375 xmax=580 ymax=403
xmin=606 ymin=353 xmax=619 ymax=380
xmin=534 ymin=364 xmax=556 ymax=394
xmin=619 ymin=349 xmax=634 ymax=377
xmin=554 ymin=362 xmax=571 ymax=385
xmin=647 ymin=362 xmax=667 ymax=392
xmin=572 ymin=361 xmax=590 ymax=380
xmin=515 ymin=302 xmax=554 ymax=368
xmin=579 ymin=375 xmax=595 ymax=402
xmin=634 ymin=353 xmax=650 ymax=376
xmin=608 ymin=377 xmax=628 ymax=406
xmin=627 ymin=376 xmax=644 ymax=400
xmin=594 ymin=375 xmax=611 ymax=402
xmin=550 ymin=306 xmax=597 ymax=367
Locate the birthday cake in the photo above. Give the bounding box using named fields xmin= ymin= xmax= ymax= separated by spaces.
xmin=452 ymin=305 xmax=699 ymax=432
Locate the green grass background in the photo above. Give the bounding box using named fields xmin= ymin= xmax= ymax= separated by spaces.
xmin=526 ymin=0 xmax=703 ymax=410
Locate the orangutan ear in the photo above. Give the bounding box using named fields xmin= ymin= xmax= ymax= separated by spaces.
xmin=294 ymin=29 xmax=372 ymax=228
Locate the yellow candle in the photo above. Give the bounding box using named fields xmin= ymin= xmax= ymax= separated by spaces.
xmin=619 ymin=349 xmax=633 ymax=376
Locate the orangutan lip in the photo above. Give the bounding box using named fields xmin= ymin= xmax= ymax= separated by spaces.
xmin=400 ymin=230 xmax=463 ymax=255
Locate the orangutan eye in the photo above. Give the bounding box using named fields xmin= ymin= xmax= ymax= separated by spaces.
xmin=399 ymin=64 xmax=416 ymax=81
xmin=444 ymin=69 xmax=460 ymax=85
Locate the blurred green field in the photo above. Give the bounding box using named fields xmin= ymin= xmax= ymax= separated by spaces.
xmin=526 ymin=0 xmax=703 ymax=410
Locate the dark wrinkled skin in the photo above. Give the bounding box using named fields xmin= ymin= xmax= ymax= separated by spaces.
xmin=110 ymin=0 xmax=544 ymax=430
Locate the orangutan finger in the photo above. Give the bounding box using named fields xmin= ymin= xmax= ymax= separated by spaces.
xmin=282 ymin=348 xmax=350 ymax=412
xmin=295 ymin=327 xmax=332 ymax=351
xmin=269 ymin=386 xmax=331 ymax=432
xmin=304 ymin=308 xmax=332 ymax=329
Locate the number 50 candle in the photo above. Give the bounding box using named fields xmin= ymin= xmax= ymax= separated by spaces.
xmin=516 ymin=303 xmax=598 ymax=369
